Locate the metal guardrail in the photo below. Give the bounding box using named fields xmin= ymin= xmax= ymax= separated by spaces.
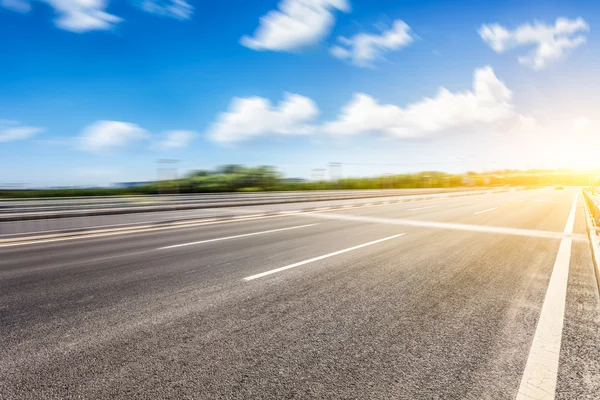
xmin=582 ymin=189 xmax=600 ymax=294
xmin=0 ymin=188 xmax=491 ymax=221
xmin=583 ymin=189 xmax=600 ymax=229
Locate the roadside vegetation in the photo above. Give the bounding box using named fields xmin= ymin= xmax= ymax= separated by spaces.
xmin=1 ymin=165 xmax=597 ymax=198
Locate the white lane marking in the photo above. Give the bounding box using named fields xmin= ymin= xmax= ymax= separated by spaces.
xmin=516 ymin=199 xmax=528 ymax=203
xmin=0 ymin=214 xmax=294 ymax=248
xmin=300 ymin=212 xmax=586 ymax=242
xmin=244 ymin=233 xmax=406 ymax=281
xmin=516 ymin=194 xmax=578 ymax=400
xmin=473 ymin=207 xmax=498 ymax=215
xmin=408 ymin=205 xmax=439 ymax=211
xmin=158 ymin=223 xmax=317 ymax=250
xmin=534 ymin=200 xmax=559 ymax=204
xmin=0 ymin=190 xmax=523 ymax=246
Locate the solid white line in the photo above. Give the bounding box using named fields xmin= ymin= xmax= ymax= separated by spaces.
xmin=516 ymin=194 xmax=578 ymax=400
xmin=473 ymin=207 xmax=498 ymax=215
xmin=158 ymin=223 xmax=317 ymax=250
xmin=409 ymin=205 xmax=439 ymax=211
xmin=244 ymin=233 xmax=406 ymax=281
xmin=516 ymin=199 xmax=528 ymax=203
xmin=301 ymin=212 xmax=586 ymax=241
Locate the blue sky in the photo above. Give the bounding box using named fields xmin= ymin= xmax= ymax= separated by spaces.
xmin=1 ymin=0 xmax=599 ymax=187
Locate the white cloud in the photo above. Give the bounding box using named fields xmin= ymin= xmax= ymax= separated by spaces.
xmin=322 ymin=66 xmax=515 ymax=137
xmin=45 ymin=0 xmax=122 ymax=32
xmin=2 ymin=0 xmax=193 ymax=32
xmin=479 ymin=17 xmax=589 ymax=69
xmin=1 ymin=0 xmax=31 ymax=13
xmin=208 ymin=67 xmax=526 ymax=144
xmin=0 ymin=0 xmax=123 ymax=32
xmin=240 ymin=0 xmax=350 ymax=52
xmin=0 ymin=120 xmax=45 ymax=143
xmin=155 ymin=130 xmax=195 ymax=150
xmin=140 ymin=0 xmax=192 ymax=20
xmin=208 ymin=93 xmax=319 ymax=143
xmin=330 ymin=19 xmax=414 ymax=67
xmin=78 ymin=120 xmax=148 ymax=152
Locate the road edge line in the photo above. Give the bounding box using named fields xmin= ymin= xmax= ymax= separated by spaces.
xmin=515 ymin=194 xmax=578 ymax=400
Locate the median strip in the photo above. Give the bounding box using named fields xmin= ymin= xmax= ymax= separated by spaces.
xmin=243 ymin=233 xmax=406 ymax=281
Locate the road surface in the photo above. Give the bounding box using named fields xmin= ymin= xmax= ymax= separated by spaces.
xmin=1 ymin=187 xmax=599 ymax=399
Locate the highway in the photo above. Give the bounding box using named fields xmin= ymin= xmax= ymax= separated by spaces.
xmin=0 ymin=188 xmax=498 ymax=237
xmin=1 ymin=187 xmax=599 ymax=399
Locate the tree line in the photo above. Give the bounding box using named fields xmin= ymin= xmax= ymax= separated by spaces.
xmin=0 ymin=165 xmax=596 ymax=198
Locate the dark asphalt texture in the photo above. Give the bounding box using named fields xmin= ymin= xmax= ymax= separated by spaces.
xmin=1 ymin=187 xmax=599 ymax=399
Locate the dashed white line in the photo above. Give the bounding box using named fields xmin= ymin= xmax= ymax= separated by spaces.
xmin=473 ymin=207 xmax=498 ymax=215
xmin=409 ymin=205 xmax=439 ymax=211
xmin=158 ymin=223 xmax=318 ymax=250
xmin=244 ymin=233 xmax=406 ymax=281
xmin=516 ymin=194 xmax=578 ymax=400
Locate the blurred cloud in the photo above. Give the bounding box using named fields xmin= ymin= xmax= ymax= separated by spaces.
xmin=208 ymin=93 xmax=319 ymax=143
xmin=240 ymin=0 xmax=350 ymax=52
xmin=479 ymin=17 xmax=589 ymax=70
xmin=322 ymin=66 xmax=515 ymax=137
xmin=78 ymin=120 xmax=148 ymax=152
xmin=140 ymin=0 xmax=192 ymax=20
xmin=0 ymin=0 xmax=30 ymax=13
xmin=330 ymin=19 xmax=414 ymax=67
xmin=208 ymin=67 xmax=524 ymax=143
xmin=1 ymin=0 xmax=194 ymax=32
xmin=0 ymin=0 xmax=123 ymax=32
xmin=154 ymin=130 xmax=195 ymax=150
xmin=0 ymin=120 xmax=45 ymax=143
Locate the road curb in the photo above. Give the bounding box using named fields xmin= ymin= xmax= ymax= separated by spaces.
xmin=582 ymin=191 xmax=600 ymax=295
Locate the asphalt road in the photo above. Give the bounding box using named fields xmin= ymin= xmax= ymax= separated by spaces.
xmin=1 ymin=187 xmax=599 ymax=399
xmin=0 ymin=188 xmax=498 ymax=237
